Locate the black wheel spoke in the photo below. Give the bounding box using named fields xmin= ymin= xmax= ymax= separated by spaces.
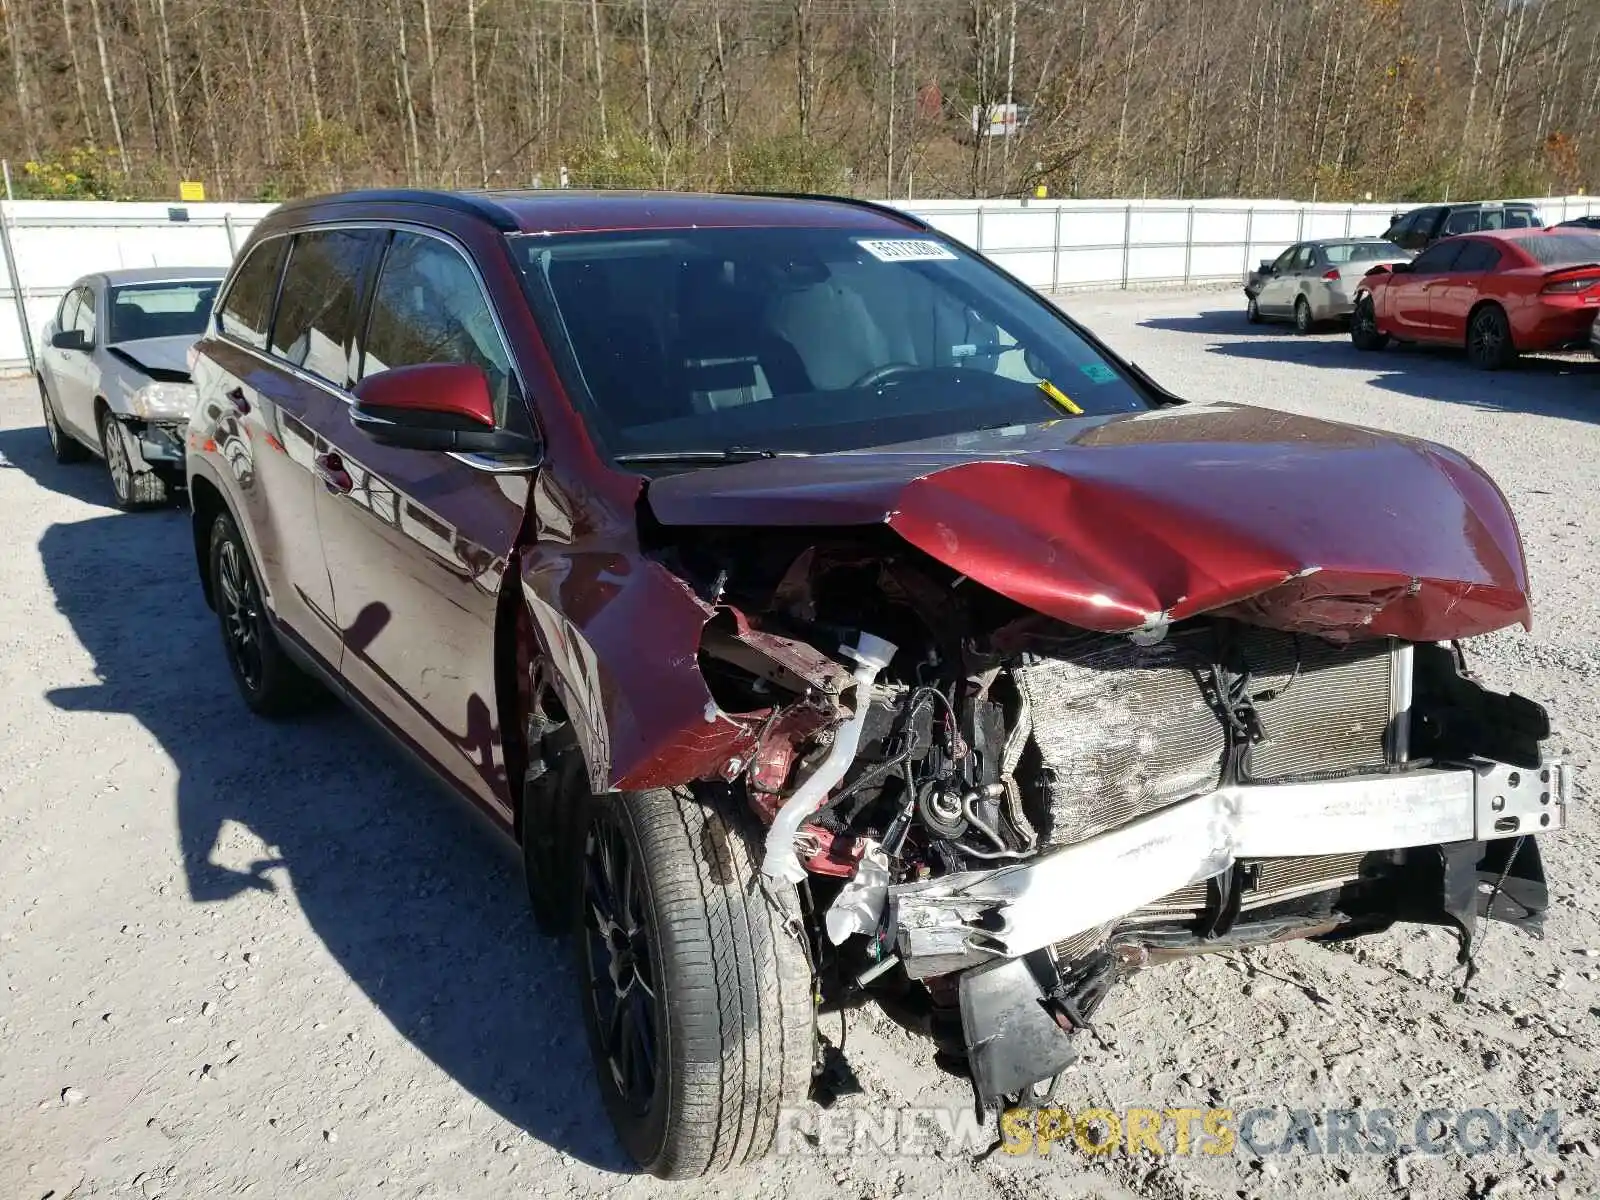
xmin=582 ymin=810 xmax=659 ymax=1115
xmin=627 ymin=985 xmax=656 ymax=1077
xmin=219 ymin=542 xmax=263 ymax=690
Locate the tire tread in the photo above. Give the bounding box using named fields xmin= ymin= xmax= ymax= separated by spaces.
xmin=599 ymin=788 xmax=813 ymax=1178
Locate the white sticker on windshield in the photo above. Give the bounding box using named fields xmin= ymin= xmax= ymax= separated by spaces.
xmin=856 ymin=238 xmax=959 ymax=263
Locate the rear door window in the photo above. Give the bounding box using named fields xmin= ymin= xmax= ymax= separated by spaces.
xmin=270 ymin=229 xmax=381 ymax=386
xmin=57 ymin=289 xmax=82 ymax=333
xmin=1411 ymin=242 xmax=1466 ymax=273
xmin=219 ymin=238 xmax=286 ymax=350
xmin=360 ymin=231 xmax=516 ymax=423
xmin=71 ymin=286 xmax=98 ymax=344
xmin=1452 ymin=241 xmax=1502 ymax=273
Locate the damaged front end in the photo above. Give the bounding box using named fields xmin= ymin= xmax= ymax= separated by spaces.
xmin=671 ymin=537 xmax=1571 ymax=1115
xmin=594 ymin=408 xmax=1574 ymax=1115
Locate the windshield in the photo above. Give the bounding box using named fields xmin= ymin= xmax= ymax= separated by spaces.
xmin=108 ymin=281 xmax=219 ymax=344
xmin=513 ymin=226 xmax=1151 ymax=459
xmin=1327 ymin=241 xmax=1406 ymax=263
xmin=1518 ymin=233 xmax=1600 ymax=267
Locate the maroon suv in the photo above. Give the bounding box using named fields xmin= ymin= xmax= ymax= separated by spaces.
xmin=187 ymin=189 xmax=1570 ymax=1177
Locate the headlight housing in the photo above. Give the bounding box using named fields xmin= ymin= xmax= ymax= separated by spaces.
xmin=127 ymin=381 xmax=198 ymax=419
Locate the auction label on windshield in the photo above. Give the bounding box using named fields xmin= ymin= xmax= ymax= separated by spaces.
xmin=857 ymin=238 xmax=959 ymax=263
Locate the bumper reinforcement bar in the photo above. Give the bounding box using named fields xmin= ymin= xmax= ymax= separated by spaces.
xmin=891 ymin=759 xmax=1571 ymax=972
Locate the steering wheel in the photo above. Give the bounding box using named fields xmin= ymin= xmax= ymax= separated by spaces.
xmin=850 ymin=361 xmax=921 ymax=389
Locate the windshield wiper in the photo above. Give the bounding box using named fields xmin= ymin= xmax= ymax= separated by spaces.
xmin=614 ymin=447 xmax=810 ymax=465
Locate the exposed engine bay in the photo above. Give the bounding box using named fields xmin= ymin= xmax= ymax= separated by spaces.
xmin=667 ymin=531 xmax=1571 ymax=1112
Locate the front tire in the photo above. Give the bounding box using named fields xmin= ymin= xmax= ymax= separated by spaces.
xmin=1467 ymin=304 xmax=1517 ymax=370
xmin=99 ymin=407 xmax=168 ymax=509
xmin=1246 ymin=295 xmax=1262 ymax=324
xmin=207 ymin=510 xmax=317 ymax=717
xmin=576 ymin=788 xmax=814 ymax=1178
xmin=1351 ymin=293 xmax=1390 ymax=351
xmin=1293 ymin=296 xmax=1315 ymax=335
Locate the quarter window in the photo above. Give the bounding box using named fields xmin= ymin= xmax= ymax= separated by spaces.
xmin=361 ymin=231 xmax=515 ymax=423
xmin=270 ymin=229 xmax=379 ymax=385
xmin=219 ymin=238 xmax=286 ymax=350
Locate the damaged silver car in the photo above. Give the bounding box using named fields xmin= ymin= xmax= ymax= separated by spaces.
xmin=38 ymin=267 xmax=223 ymax=508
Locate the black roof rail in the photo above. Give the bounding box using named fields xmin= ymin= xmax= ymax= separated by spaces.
xmin=726 ymin=190 xmax=932 ymax=231
xmin=269 ymin=188 xmax=522 ymax=232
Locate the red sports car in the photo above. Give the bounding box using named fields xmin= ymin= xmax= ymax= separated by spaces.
xmin=1351 ymin=227 xmax=1600 ymax=368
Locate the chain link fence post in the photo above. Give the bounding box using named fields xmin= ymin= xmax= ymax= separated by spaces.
xmin=0 ymin=199 xmax=35 ymax=373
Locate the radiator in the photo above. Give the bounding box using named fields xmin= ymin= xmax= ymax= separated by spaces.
xmin=1129 ymin=851 xmax=1370 ymax=922
xmin=1016 ymin=627 xmax=1410 ymax=849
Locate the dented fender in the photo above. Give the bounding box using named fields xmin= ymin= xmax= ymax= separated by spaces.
xmin=517 ymin=491 xmax=852 ymax=792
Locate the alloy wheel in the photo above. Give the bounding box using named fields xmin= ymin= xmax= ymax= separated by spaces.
xmin=103 ymin=417 xmax=133 ymax=504
xmin=582 ymin=817 xmax=658 ymax=1116
xmin=217 ymin=539 xmax=264 ymax=693
xmin=1470 ymin=309 xmax=1508 ymax=368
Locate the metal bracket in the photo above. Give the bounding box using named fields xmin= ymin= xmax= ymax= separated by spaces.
xmin=1473 ymin=759 xmax=1569 ymax=840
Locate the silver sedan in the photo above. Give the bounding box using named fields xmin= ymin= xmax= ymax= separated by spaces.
xmin=36 ymin=267 xmax=224 ymax=509
xmin=1246 ymin=238 xmax=1412 ymax=333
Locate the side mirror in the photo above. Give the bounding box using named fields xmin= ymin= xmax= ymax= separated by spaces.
xmin=51 ymin=328 xmax=89 ymax=352
xmin=1258 ymin=259 xmax=1274 ymax=273
xmin=1390 ymin=262 xmax=1414 ymax=274
xmin=350 ymin=362 xmax=538 ymax=457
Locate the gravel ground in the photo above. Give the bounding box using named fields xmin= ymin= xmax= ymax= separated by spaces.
xmin=2 ymin=289 xmax=1597 ymax=1200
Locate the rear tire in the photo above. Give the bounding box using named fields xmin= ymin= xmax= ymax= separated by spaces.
xmin=1293 ymin=296 xmax=1314 ymax=335
xmin=207 ymin=510 xmax=318 ymax=718
xmin=1351 ymin=293 xmax=1390 ymax=351
xmin=40 ymin=378 xmax=88 ymax=463
xmin=575 ymin=787 xmax=814 ymax=1178
xmin=99 ymin=407 xmax=168 ymax=510
xmin=1467 ymin=304 xmax=1517 ymax=370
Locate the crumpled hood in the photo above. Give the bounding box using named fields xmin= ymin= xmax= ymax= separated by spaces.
xmin=107 ymin=335 xmax=197 ymax=379
xmin=644 ymin=403 xmax=1531 ymax=642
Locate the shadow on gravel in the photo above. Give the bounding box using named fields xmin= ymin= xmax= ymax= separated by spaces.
xmin=1137 ymin=307 xmax=1274 ymax=336
xmin=0 ymin=418 xmax=130 ymax=508
xmin=21 ymin=439 xmax=631 ymax=1174
xmin=1138 ymin=311 xmax=1600 ymax=423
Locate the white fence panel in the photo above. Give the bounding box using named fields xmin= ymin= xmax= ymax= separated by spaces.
xmin=0 ymin=200 xmax=275 ymax=369
xmin=3 ymin=193 xmax=1596 ymax=371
